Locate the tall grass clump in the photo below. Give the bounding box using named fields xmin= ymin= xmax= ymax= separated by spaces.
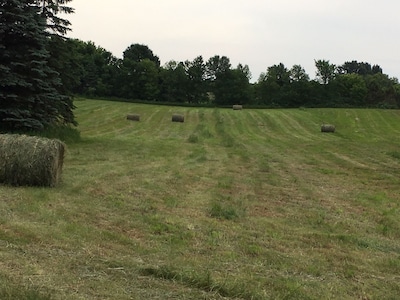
xmin=209 ymin=201 xmax=240 ymax=220
xmin=0 ymin=274 xmax=51 ymax=300
xmin=387 ymin=151 xmax=400 ymax=160
xmin=35 ymin=125 xmax=81 ymax=143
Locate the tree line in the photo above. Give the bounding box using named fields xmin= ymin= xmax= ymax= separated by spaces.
xmin=54 ymin=39 xmax=400 ymax=109
xmin=1 ymin=0 xmax=400 ymax=133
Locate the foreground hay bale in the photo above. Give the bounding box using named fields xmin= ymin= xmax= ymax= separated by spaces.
xmin=0 ymin=134 xmax=65 ymax=187
xmin=172 ymin=114 xmax=184 ymax=122
xmin=233 ymin=104 xmax=243 ymax=110
xmin=126 ymin=114 xmax=140 ymax=121
xmin=321 ymin=124 xmax=336 ymax=133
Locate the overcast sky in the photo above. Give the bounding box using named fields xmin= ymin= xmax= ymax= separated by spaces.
xmin=67 ymin=0 xmax=400 ymax=82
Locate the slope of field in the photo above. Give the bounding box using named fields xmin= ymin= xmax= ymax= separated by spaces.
xmin=1 ymin=99 xmax=400 ymax=299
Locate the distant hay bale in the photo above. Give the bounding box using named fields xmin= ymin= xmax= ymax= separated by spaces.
xmin=126 ymin=114 xmax=140 ymax=121
xmin=0 ymin=134 xmax=65 ymax=187
xmin=321 ymin=124 xmax=336 ymax=133
xmin=172 ymin=114 xmax=184 ymax=123
xmin=233 ymin=105 xmax=243 ymax=110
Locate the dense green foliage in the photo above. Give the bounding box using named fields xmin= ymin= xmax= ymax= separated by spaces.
xmin=0 ymin=0 xmax=75 ymax=132
xmin=52 ymin=37 xmax=400 ymax=108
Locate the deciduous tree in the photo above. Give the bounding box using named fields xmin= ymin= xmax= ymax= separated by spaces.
xmin=290 ymin=64 xmax=309 ymax=82
xmin=123 ymin=44 xmax=160 ymax=67
xmin=256 ymin=63 xmax=291 ymax=106
xmin=213 ymin=66 xmax=252 ymax=106
xmin=205 ymin=55 xmax=231 ymax=81
xmin=332 ymin=74 xmax=367 ymax=106
xmin=184 ymin=56 xmax=208 ymax=103
xmin=315 ymin=59 xmax=336 ymax=84
xmin=118 ymin=44 xmax=160 ymax=100
xmin=365 ymin=73 xmax=399 ymax=108
xmin=159 ymin=61 xmax=188 ymax=103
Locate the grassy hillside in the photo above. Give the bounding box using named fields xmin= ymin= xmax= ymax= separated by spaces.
xmin=1 ymin=99 xmax=400 ymax=299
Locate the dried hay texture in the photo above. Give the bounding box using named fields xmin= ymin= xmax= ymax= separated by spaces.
xmin=233 ymin=105 xmax=243 ymax=110
xmin=127 ymin=114 xmax=140 ymax=121
xmin=172 ymin=114 xmax=184 ymax=122
xmin=321 ymin=124 xmax=336 ymax=133
xmin=0 ymin=134 xmax=65 ymax=187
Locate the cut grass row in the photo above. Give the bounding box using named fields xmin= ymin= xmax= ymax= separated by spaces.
xmin=1 ymin=99 xmax=400 ymax=299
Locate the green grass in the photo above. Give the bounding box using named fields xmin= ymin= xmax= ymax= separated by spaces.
xmin=1 ymin=99 xmax=400 ymax=299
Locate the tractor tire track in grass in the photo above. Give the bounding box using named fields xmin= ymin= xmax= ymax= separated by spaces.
xmin=263 ymin=110 xmax=318 ymax=142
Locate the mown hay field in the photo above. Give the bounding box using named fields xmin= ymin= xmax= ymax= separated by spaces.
xmin=1 ymin=99 xmax=400 ymax=299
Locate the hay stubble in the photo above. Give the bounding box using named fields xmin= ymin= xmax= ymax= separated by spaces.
xmin=1 ymin=101 xmax=400 ymax=299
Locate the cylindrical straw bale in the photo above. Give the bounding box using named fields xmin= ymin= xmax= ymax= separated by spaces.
xmin=126 ymin=114 xmax=140 ymax=121
xmin=0 ymin=134 xmax=65 ymax=187
xmin=233 ymin=105 xmax=243 ymax=110
xmin=172 ymin=114 xmax=184 ymax=122
xmin=321 ymin=124 xmax=335 ymax=133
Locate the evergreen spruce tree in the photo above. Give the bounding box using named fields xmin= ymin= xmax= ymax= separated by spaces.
xmin=0 ymin=0 xmax=76 ymax=132
xmin=36 ymin=0 xmax=74 ymax=36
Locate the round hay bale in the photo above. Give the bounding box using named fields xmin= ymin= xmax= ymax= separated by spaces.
xmin=233 ymin=105 xmax=243 ymax=110
xmin=126 ymin=114 xmax=140 ymax=121
xmin=172 ymin=114 xmax=184 ymax=123
xmin=127 ymin=114 xmax=140 ymax=121
xmin=0 ymin=134 xmax=65 ymax=187
xmin=321 ymin=124 xmax=335 ymax=133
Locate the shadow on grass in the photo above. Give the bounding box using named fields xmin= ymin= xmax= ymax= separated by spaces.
xmin=139 ymin=266 xmax=262 ymax=299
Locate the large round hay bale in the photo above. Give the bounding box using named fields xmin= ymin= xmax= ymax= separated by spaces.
xmin=172 ymin=114 xmax=184 ymax=122
xmin=0 ymin=134 xmax=65 ymax=187
xmin=233 ymin=105 xmax=243 ymax=110
xmin=126 ymin=114 xmax=140 ymax=121
xmin=321 ymin=124 xmax=335 ymax=133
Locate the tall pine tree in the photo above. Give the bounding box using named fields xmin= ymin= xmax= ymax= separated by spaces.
xmin=36 ymin=0 xmax=74 ymax=36
xmin=0 ymin=0 xmax=75 ymax=131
